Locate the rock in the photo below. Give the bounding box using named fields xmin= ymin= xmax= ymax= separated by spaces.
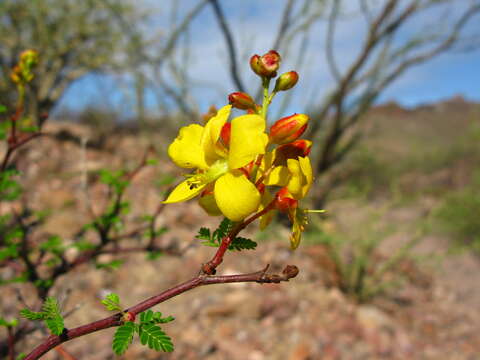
xmin=356 ymin=305 xmax=393 ymax=331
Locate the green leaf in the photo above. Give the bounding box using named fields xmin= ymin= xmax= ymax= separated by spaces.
xmin=15 ymin=353 xmax=26 ymax=360
xmin=0 ymin=170 xmax=22 ymax=201
xmin=45 ymin=315 xmax=64 ymax=336
xmin=195 ymin=227 xmax=211 ymax=241
xmin=157 ymin=315 xmax=175 ymax=324
xmin=0 ymin=104 xmax=6 ymax=113
xmin=101 ymin=293 xmax=122 ymax=312
xmin=42 ymin=297 xmax=64 ymax=335
xmin=72 ymin=240 xmax=96 ymax=251
xmin=146 ymin=158 xmax=158 ymax=166
xmin=228 ymin=237 xmax=257 ymax=251
xmin=39 ymin=235 xmax=64 ymax=254
xmin=0 ymin=317 xmax=18 ymax=327
xmin=145 ymin=250 xmax=163 ymax=261
xmin=19 ymin=309 xmax=46 ymax=321
xmin=139 ymin=310 xmax=174 ymax=325
xmin=96 ymin=259 xmax=123 ymax=270
xmin=139 ymin=323 xmax=173 ymax=352
xmin=98 ymin=169 xmax=129 ymax=194
xmin=213 ymin=218 xmax=233 ymax=241
xmin=0 ymin=243 xmax=19 ymax=261
xmin=112 ymin=321 xmax=135 ymax=355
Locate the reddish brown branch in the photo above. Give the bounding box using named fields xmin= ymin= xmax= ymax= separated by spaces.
xmin=201 ymin=201 xmax=276 ymax=275
xmin=24 ymin=264 xmax=299 ymax=360
xmin=1 ymin=133 xmax=42 ymax=172
xmin=7 ymin=327 xmax=14 ymax=360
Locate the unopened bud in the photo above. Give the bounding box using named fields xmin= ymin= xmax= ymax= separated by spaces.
xmin=10 ymin=65 xmax=21 ymax=84
xmin=122 ymin=312 xmax=135 ymax=322
xmin=274 ymin=71 xmax=299 ymax=92
xmin=269 ymin=113 xmax=309 ymax=145
xmin=250 ymin=50 xmax=281 ymax=78
xmin=275 ymin=187 xmax=298 ymax=212
xmin=19 ymin=50 xmax=39 ymax=69
xmin=228 ymin=92 xmax=256 ymax=110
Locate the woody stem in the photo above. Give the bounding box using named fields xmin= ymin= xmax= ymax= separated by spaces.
xmin=201 ymin=200 xmax=277 ymax=274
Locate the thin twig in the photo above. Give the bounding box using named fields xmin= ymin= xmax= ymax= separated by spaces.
xmin=208 ymin=0 xmax=245 ymax=92
xmin=202 ymin=200 xmax=277 ymax=275
xmin=24 ymin=264 xmax=299 ymax=360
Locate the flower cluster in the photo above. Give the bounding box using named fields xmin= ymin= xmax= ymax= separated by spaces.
xmin=163 ymin=50 xmax=316 ymax=249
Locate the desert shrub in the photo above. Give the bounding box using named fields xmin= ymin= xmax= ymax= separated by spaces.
xmin=436 ymin=171 xmax=480 ymax=252
xmin=304 ymin=212 xmax=425 ymax=303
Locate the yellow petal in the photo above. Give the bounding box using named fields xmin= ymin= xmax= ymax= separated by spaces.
xmin=286 ymin=159 xmax=305 ymax=199
xmin=168 ymin=124 xmax=207 ymax=169
xmin=201 ymin=105 xmax=231 ymax=165
xmin=229 ymin=114 xmax=268 ymax=169
xmin=289 ymin=207 xmax=303 ymax=250
xmin=260 ymin=150 xmax=276 ymax=171
xmin=299 ymin=156 xmax=313 ymax=196
xmin=162 ymin=178 xmax=206 ymax=204
xmin=264 ymin=165 xmax=289 ymax=186
xmin=214 ymin=171 xmax=261 ymax=221
xmin=290 ymin=221 xmax=302 ymax=249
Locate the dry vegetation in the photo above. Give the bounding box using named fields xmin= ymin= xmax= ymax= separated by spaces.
xmin=2 ymin=97 xmax=479 ymax=359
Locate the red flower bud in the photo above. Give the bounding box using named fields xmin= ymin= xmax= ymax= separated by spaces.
xmin=275 ymin=187 xmax=298 ymax=212
xmin=122 ymin=312 xmax=135 ymax=322
xmin=249 ymin=50 xmax=282 ymax=78
xmin=220 ymin=122 xmax=231 ymax=147
xmin=269 ymin=113 xmax=309 ymax=145
xmin=250 ymin=54 xmax=263 ymax=76
xmin=274 ymin=71 xmax=299 ymax=92
xmin=228 ymin=92 xmax=256 ymax=110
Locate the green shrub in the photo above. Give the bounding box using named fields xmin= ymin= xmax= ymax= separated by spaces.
xmin=436 ymin=172 xmax=480 ymax=252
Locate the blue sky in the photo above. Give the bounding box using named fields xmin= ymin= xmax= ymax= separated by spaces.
xmin=57 ymin=0 xmax=480 ymax=117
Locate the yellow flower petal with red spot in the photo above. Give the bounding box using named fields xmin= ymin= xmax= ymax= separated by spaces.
xmin=214 ymin=170 xmax=261 ymax=221
xmin=162 ymin=178 xmax=207 ymax=204
xmin=168 ymin=124 xmax=208 ymax=170
xmin=229 ymin=114 xmax=268 ymax=169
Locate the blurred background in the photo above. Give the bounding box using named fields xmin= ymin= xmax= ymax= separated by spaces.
xmin=1 ymin=0 xmax=480 ymax=359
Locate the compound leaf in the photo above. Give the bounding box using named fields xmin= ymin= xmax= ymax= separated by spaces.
xmin=139 ymin=323 xmax=173 ymax=352
xmin=19 ymin=308 xmax=45 ymax=321
xmin=229 ymin=237 xmax=257 ymax=251
xmin=112 ymin=321 xmax=135 ymax=355
xmin=101 ymin=293 xmax=122 ymax=312
xmin=42 ymin=297 xmax=64 ymax=335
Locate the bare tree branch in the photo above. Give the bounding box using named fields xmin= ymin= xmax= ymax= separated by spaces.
xmin=326 ymin=0 xmax=342 ymax=82
xmin=208 ymin=0 xmax=245 ymax=92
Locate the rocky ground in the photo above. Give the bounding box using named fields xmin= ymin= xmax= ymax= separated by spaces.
xmin=2 ymin=98 xmax=480 ymax=359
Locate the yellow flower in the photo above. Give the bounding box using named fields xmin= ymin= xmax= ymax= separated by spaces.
xmin=261 ymin=155 xmax=313 ymax=200
xmin=259 ymin=157 xmax=315 ymax=249
xmin=163 ymin=105 xmax=269 ymax=221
